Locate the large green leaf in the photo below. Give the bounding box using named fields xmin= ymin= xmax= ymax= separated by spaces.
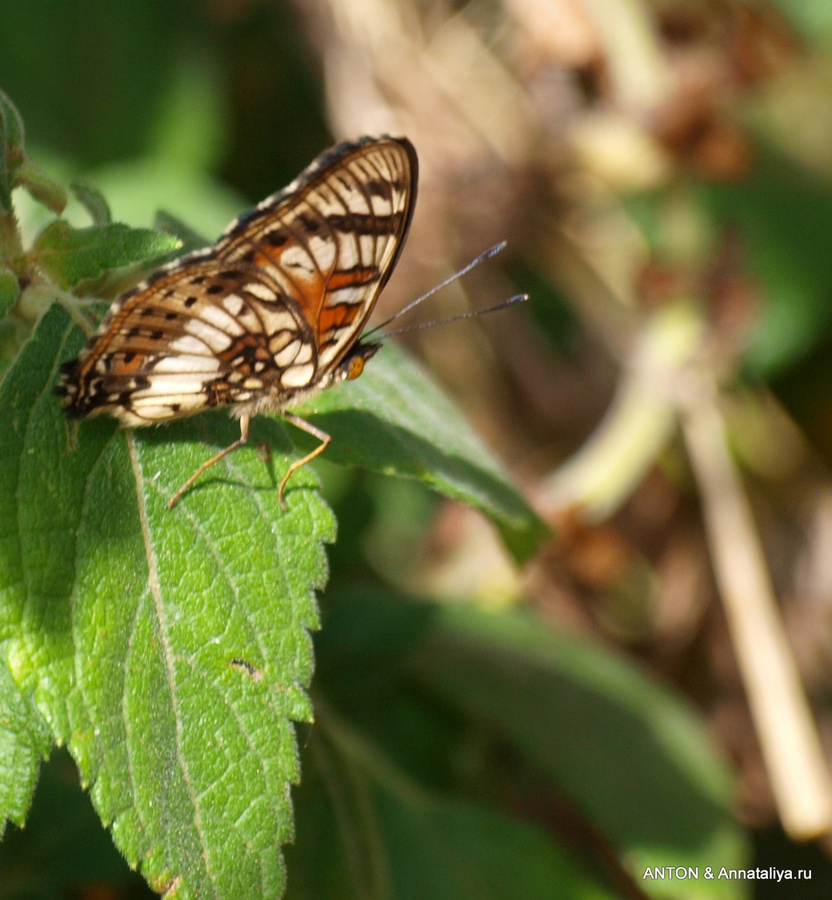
xmin=0 ymin=304 xmax=333 ymax=898
xmin=312 ymin=589 xmax=750 ymax=900
xmin=0 ymin=299 xmax=545 ymax=898
xmin=286 ymin=711 xmax=616 ymax=900
xmin=291 ymin=342 xmax=548 ymax=562
xmin=410 ymin=605 xmax=750 ymax=900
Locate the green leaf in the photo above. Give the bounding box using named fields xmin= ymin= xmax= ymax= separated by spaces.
xmin=1 ymin=294 xmax=543 ymax=896
xmin=314 ymin=590 xmax=750 ymax=899
xmin=154 ymin=210 xmax=210 ymax=254
xmin=410 ymin=604 xmax=750 ymax=898
xmin=0 ymin=267 xmax=19 ymax=318
xmin=292 ymin=342 xmax=549 ymax=562
xmin=0 ymin=304 xmax=335 ymax=899
xmin=0 ymin=92 xmax=24 ymax=150
xmin=0 ymin=116 xmax=11 ymax=213
xmin=33 ymin=220 xmax=181 ymax=289
xmin=702 ymin=146 xmax=832 ymax=374
xmin=0 ymin=644 xmax=53 ymax=835
xmin=15 ymin=159 xmax=68 ymax=214
xmin=0 ymin=90 xmax=25 ymax=212
xmin=70 ymin=181 xmax=112 ymax=226
xmin=287 ymin=712 xmax=617 ymax=900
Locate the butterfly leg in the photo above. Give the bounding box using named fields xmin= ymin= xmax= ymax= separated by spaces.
xmin=278 ymin=413 xmax=332 ymax=508
xmin=167 ymin=413 xmax=251 ymax=509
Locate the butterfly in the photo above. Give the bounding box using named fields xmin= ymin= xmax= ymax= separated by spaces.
xmin=57 ymin=136 xmax=418 ymax=509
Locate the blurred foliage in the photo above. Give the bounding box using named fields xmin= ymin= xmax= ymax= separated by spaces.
xmin=4 ymin=0 xmax=832 ymax=897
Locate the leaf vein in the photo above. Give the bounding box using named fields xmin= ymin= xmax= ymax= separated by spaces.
xmin=127 ymin=432 xmax=217 ymax=891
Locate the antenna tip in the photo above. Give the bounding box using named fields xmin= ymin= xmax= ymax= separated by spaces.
xmin=483 ymin=241 xmax=508 ymax=261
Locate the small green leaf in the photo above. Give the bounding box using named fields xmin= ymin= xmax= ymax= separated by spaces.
xmin=154 ymin=210 xmax=210 ymax=254
xmin=0 ymin=268 xmax=19 ymax=318
xmin=0 ymin=91 xmax=24 ymax=154
xmin=15 ymin=159 xmax=68 ymax=214
xmin=33 ymin=220 xmax=181 ymax=288
xmin=70 ymin=181 xmax=111 ymax=226
xmin=292 ymin=342 xmax=549 ymax=562
xmin=0 ymin=91 xmax=25 ymax=212
xmin=0 ymin=113 xmax=11 ymax=212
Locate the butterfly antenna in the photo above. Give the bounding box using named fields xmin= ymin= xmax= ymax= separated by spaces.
xmin=381 ymin=294 xmax=528 ymax=339
xmin=364 ymin=241 xmax=508 ymax=339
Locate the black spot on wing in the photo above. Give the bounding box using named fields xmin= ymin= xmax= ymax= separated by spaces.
xmin=265 ymin=230 xmax=289 ymax=248
xmin=299 ymin=213 xmax=322 ymax=233
xmin=366 ymin=179 xmax=394 ymax=200
xmin=325 ymin=212 xmax=404 ymax=235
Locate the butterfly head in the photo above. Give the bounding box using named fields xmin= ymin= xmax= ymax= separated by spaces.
xmin=330 ymin=339 xmax=382 ymax=386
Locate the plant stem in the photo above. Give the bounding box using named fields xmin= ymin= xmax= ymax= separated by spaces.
xmin=682 ymin=372 xmax=832 ymax=840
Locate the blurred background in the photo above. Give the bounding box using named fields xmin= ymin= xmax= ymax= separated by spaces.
xmin=4 ymin=0 xmax=832 ymax=897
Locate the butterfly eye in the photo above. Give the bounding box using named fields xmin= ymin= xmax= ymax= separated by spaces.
xmin=345 ymin=355 xmax=365 ymax=380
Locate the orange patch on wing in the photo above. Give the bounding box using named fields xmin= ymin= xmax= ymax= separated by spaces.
xmin=111 ymin=354 xmax=146 ymax=375
xmin=316 ymin=267 xmax=377 ymax=336
xmin=318 ymin=301 xmax=362 ymax=336
xmin=254 ymin=243 xmax=288 ymax=267
xmin=327 ymin=267 xmax=377 ymax=290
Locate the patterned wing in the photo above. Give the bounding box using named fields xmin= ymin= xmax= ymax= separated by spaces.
xmin=58 ymin=136 xmax=418 ymax=427
xmin=218 ymin=135 xmax=417 ymax=373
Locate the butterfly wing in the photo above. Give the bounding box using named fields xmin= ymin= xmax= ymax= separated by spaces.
xmin=218 ymin=136 xmax=417 ymax=373
xmin=58 ymin=136 xmax=418 ymax=427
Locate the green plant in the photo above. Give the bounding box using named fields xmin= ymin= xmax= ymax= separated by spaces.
xmin=0 ymin=89 xmax=748 ymax=900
